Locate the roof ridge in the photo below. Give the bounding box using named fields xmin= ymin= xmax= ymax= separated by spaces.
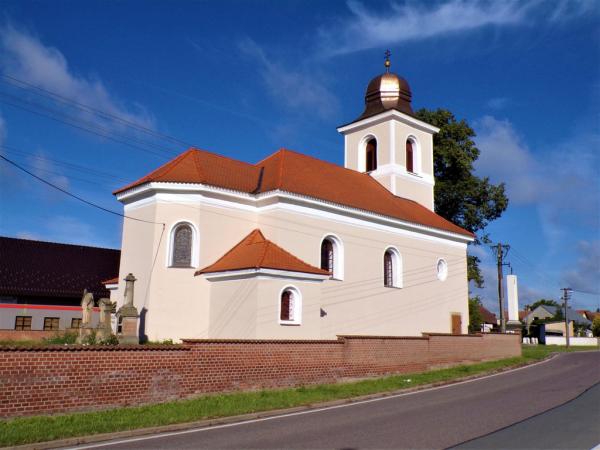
xmin=277 ymin=149 xmax=286 ymax=189
xmin=258 ymin=240 xmax=271 ymax=269
xmin=261 ymin=237 xmax=329 ymax=274
xmin=254 ymin=148 xmax=282 ymax=167
xmin=207 ymin=229 xmax=261 ymax=266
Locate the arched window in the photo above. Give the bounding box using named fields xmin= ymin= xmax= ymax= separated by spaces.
xmin=406 ymin=139 xmax=414 ymax=173
xmin=320 ymin=235 xmax=344 ymax=280
xmin=169 ymin=222 xmax=196 ymax=267
xmin=279 ymin=286 xmax=302 ymax=325
xmin=383 ymin=247 xmax=402 ymax=288
xmin=321 ymin=239 xmax=334 ymax=273
xmin=366 ymin=138 xmax=377 ymax=172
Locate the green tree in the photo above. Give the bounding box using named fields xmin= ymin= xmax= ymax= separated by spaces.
xmin=592 ymin=317 xmax=600 ymax=337
xmin=468 ymin=296 xmax=484 ymax=334
xmin=415 ymin=109 xmax=509 ymax=287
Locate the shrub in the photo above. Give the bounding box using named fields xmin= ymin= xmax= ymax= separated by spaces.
xmin=592 ymin=317 xmax=600 ymax=337
xmin=44 ymin=332 xmax=78 ymax=345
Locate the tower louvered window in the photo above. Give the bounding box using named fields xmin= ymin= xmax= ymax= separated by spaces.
xmin=366 ymin=138 xmax=377 ymax=172
xmin=172 ymin=224 xmax=192 ymax=267
xmin=406 ymin=140 xmax=414 ymax=173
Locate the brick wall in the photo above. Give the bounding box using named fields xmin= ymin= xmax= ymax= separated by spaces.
xmin=0 ymin=333 xmax=520 ymax=418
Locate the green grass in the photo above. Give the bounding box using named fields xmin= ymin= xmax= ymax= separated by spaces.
xmin=0 ymin=344 xmax=595 ymax=447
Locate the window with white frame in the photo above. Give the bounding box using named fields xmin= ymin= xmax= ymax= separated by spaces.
xmin=279 ymin=286 xmax=302 ymax=325
xmin=320 ymin=235 xmax=344 ymax=280
xmin=383 ymin=247 xmax=402 ymax=288
xmin=169 ymin=222 xmax=196 ymax=268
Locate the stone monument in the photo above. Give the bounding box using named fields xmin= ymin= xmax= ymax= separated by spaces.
xmin=96 ymin=297 xmax=114 ymax=341
xmin=77 ymin=290 xmax=95 ymax=343
xmin=116 ymin=273 xmax=139 ymax=344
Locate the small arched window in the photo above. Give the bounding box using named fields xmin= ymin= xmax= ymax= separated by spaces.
xmin=406 ymin=139 xmax=414 ymax=173
xmin=321 ymin=239 xmax=334 ymax=274
xmin=320 ymin=235 xmax=344 ymax=280
xmin=171 ymin=223 xmax=193 ymax=267
xmin=366 ymin=138 xmax=377 ymax=172
xmin=279 ymin=286 xmax=301 ymax=325
xmin=383 ymin=247 xmax=402 ymax=288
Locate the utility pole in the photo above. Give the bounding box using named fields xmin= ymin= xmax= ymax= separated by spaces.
xmin=491 ymin=243 xmax=510 ymax=333
xmin=562 ymin=287 xmax=572 ymax=348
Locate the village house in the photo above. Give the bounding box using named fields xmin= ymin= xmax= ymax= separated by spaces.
xmin=111 ymin=61 xmax=475 ymax=341
xmin=0 ymin=236 xmax=119 ymax=335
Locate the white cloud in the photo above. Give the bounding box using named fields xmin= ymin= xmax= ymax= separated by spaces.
xmin=15 ymin=231 xmax=42 ymax=241
xmin=317 ymin=0 xmax=595 ymax=56
xmin=28 ymin=151 xmax=70 ymax=191
xmin=563 ymin=240 xmax=600 ymax=295
xmin=486 ymin=97 xmax=510 ymax=110
xmin=0 ymin=24 xmax=154 ymax=130
xmin=475 ymin=116 xmax=542 ymax=204
xmin=238 ymin=38 xmax=339 ymax=119
xmin=474 ymin=116 xmax=600 ymax=221
xmin=17 ymin=215 xmax=115 ymax=248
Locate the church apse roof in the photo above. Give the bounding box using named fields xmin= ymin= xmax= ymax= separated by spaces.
xmin=114 ymin=147 xmax=474 ymax=239
xmin=195 ymin=229 xmax=329 ymax=276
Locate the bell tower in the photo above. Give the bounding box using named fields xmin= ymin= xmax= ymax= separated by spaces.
xmin=337 ymin=52 xmax=439 ymax=211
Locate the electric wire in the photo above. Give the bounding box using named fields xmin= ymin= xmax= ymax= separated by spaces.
xmin=0 ymin=73 xmax=196 ymax=149
xmin=0 ymin=153 xmax=164 ymax=226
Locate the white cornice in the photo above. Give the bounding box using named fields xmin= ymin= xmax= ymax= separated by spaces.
xmin=370 ymin=163 xmax=435 ymax=186
xmin=202 ymin=268 xmax=329 ymax=282
xmin=337 ymin=110 xmax=440 ymax=135
xmin=119 ymin=182 xmax=473 ymax=245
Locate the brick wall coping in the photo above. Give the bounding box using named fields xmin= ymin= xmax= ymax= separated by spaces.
xmin=0 ymin=344 xmax=190 ymax=352
xmin=422 ymin=332 xmax=484 ymax=338
xmin=181 ymin=338 xmax=342 ymax=345
xmin=338 ymin=335 xmax=428 ymax=340
xmin=423 ymin=332 xmax=519 ymax=337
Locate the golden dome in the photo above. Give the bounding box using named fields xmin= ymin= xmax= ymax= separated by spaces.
xmin=356 ymin=71 xmax=413 ymax=121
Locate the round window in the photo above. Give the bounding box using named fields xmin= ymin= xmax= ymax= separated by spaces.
xmin=436 ymin=259 xmax=448 ymax=281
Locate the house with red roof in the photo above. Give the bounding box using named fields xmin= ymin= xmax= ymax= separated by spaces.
xmin=111 ymin=61 xmax=474 ymax=341
xmin=0 ymin=236 xmax=119 ymax=334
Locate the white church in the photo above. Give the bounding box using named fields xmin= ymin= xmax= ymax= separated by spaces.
xmin=111 ymin=60 xmax=474 ymax=341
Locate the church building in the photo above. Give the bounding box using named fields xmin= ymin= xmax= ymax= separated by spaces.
xmin=112 ymin=59 xmax=474 ymax=341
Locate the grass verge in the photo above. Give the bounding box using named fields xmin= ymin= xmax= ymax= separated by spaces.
xmin=0 ymin=345 xmax=595 ymax=447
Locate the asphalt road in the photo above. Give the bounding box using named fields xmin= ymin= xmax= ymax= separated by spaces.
xmin=74 ymin=351 xmax=600 ymax=450
xmin=454 ymin=382 xmax=600 ymax=449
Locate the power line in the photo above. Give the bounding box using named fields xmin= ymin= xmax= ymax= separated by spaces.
xmin=0 ymin=153 xmax=164 ymax=226
xmin=1 ymin=144 xmax=130 ymax=183
xmin=0 ymin=91 xmax=176 ymax=159
xmin=0 ymin=73 xmax=196 ymax=149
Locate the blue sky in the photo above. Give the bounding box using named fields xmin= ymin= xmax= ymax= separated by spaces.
xmin=0 ymin=0 xmax=598 ymax=313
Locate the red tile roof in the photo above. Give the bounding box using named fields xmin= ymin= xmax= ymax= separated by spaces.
xmin=196 ymin=229 xmax=329 ymax=276
xmin=0 ymin=237 xmax=120 ymax=300
xmin=102 ymin=277 xmax=119 ymax=285
xmin=115 ymin=148 xmax=473 ymax=239
xmin=479 ymin=305 xmax=497 ymax=324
